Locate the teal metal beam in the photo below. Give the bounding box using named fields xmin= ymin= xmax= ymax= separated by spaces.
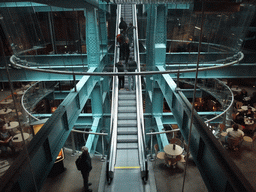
xmin=85 ymin=7 xmax=100 ymax=68
xmin=0 ymin=0 xmax=106 ymax=10
xmin=154 ymin=65 xmax=254 ymax=192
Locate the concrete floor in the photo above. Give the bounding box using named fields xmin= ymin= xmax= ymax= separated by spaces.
xmin=41 ymin=149 xmax=103 ymax=192
xmin=41 ymin=149 xmax=208 ymax=192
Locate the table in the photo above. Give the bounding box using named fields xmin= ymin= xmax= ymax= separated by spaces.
xmin=240 ymin=106 xmax=256 ymax=111
xmin=0 ymin=99 xmax=13 ymax=105
xmin=221 ymin=128 xmax=245 ymax=137
xmin=0 ymin=108 xmax=12 ymax=115
xmin=231 ymin=88 xmax=241 ymax=93
xmin=5 ymin=121 xmax=19 ymax=131
xmin=243 ymin=97 xmax=251 ymax=102
xmin=12 ymin=133 xmax=30 ymax=148
xmin=16 ymin=90 xmax=25 ymax=96
xmin=164 ymin=144 xmax=183 ymax=157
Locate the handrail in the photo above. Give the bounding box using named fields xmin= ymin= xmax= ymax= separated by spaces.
xmin=107 ymin=4 xmax=121 ymax=183
xmin=133 ymin=4 xmax=148 ymax=182
xmin=21 ymin=82 xmax=40 ymax=121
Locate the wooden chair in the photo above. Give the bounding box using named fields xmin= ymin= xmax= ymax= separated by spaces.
xmin=236 ymin=101 xmax=243 ymax=109
xmin=169 ymin=138 xmax=182 ymax=146
xmin=231 ymin=114 xmax=237 ymax=122
xmin=154 ymin=144 xmax=166 ymax=165
xmin=219 ymin=124 xmax=225 ymax=132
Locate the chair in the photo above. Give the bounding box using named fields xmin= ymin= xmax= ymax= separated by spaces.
xmin=236 ymin=101 xmax=243 ymax=109
xmin=243 ymin=135 xmax=256 ymax=150
xmin=154 ymin=144 xmax=165 ymax=163
xmin=219 ymin=124 xmax=225 ymax=132
xmin=231 ymin=114 xmax=237 ymax=122
xmin=169 ymin=138 xmax=182 ymax=146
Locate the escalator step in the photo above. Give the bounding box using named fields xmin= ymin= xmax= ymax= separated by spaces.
xmin=117 ymin=135 xmax=138 ymax=143
xmin=118 ymin=113 xmax=137 ymax=120
xmin=117 ymin=143 xmax=138 ymax=149
xmin=118 ymin=128 xmax=137 ymax=135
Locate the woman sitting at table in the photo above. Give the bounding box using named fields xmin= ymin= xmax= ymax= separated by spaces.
xmin=225 ymin=124 xmax=244 ymax=150
xmin=0 ymin=118 xmax=15 ymax=156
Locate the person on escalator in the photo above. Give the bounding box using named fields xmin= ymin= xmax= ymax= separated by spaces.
xmin=120 ymin=37 xmax=130 ymax=64
xmin=119 ymin=17 xmax=127 ymax=32
xmin=116 ymin=61 xmax=124 ymax=89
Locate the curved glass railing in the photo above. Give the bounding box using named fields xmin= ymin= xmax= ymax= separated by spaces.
xmin=179 ymin=78 xmax=234 ymax=132
xmin=21 ymin=81 xmax=56 ymax=123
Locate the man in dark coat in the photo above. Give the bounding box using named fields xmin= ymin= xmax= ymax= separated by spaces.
xmin=80 ymin=146 xmax=92 ymax=192
xmin=119 ymin=17 xmax=127 ymax=32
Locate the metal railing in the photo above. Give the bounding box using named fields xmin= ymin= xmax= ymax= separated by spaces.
xmin=106 ymin=4 xmax=121 ymax=184
xmin=133 ymin=4 xmax=148 ymax=182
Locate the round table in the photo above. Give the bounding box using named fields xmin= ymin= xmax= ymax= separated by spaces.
xmin=240 ymin=106 xmax=256 ymax=111
xmin=164 ymin=144 xmax=183 ymax=157
xmin=0 ymin=108 xmax=12 ymax=115
xmin=5 ymin=121 xmax=19 ymax=130
xmin=231 ymin=88 xmax=241 ymax=93
xmin=0 ymin=99 xmax=13 ymax=105
xmin=221 ymin=128 xmax=245 ymax=137
xmin=12 ymin=133 xmax=30 ymax=148
xmin=16 ymin=90 xmax=25 ymax=96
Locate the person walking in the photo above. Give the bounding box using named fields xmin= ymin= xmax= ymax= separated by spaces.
xmin=78 ymin=146 xmax=92 ymax=192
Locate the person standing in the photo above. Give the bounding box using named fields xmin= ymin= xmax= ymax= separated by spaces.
xmin=79 ymin=146 xmax=92 ymax=192
xmin=127 ymin=59 xmax=137 ymax=91
xmin=119 ymin=17 xmax=127 ymax=32
xmin=116 ymin=62 xmax=124 ymax=89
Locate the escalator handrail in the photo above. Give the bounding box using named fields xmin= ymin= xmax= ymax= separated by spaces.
xmin=107 ymin=4 xmax=122 ymax=180
xmin=133 ymin=4 xmax=148 ymax=179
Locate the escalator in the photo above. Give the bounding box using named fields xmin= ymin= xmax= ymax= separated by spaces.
xmin=105 ymin=4 xmax=148 ymax=192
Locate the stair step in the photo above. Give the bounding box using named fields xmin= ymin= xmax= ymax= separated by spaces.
xmin=119 ymin=100 xmax=136 ymax=106
xmin=118 ymin=128 xmax=137 ymax=135
xmin=117 ymin=143 xmax=138 ymax=149
xmin=118 ymin=106 xmax=136 ymax=113
xmin=118 ymin=120 xmax=137 ymax=127
xmin=119 ymin=94 xmax=136 ymax=100
xmin=117 ymin=135 xmax=138 ymax=143
xmin=118 ymin=113 xmax=137 ymax=120
xmin=119 ymin=90 xmax=136 ymax=94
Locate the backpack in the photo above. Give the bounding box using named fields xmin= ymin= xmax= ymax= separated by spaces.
xmin=75 ymin=156 xmax=82 ymax=170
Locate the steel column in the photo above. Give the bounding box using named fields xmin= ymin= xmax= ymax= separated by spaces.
xmin=85 ymin=7 xmax=100 ymax=68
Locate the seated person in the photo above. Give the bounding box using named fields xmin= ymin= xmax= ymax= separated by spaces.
xmin=234 ymin=112 xmax=245 ymax=125
xmin=245 ymin=107 xmax=254 ymax=118
xmin=225 ymin=124 xmax=244 ymax=150
xmin=250 ymin=92 xmax=256 ymax=106
xmin=0 ymin=119 xmax=15 ymax=156
xmin=241 ymin=89 xmax=248 ymax=98
xmin=234 ymin=91 xmax=243 ymax=102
